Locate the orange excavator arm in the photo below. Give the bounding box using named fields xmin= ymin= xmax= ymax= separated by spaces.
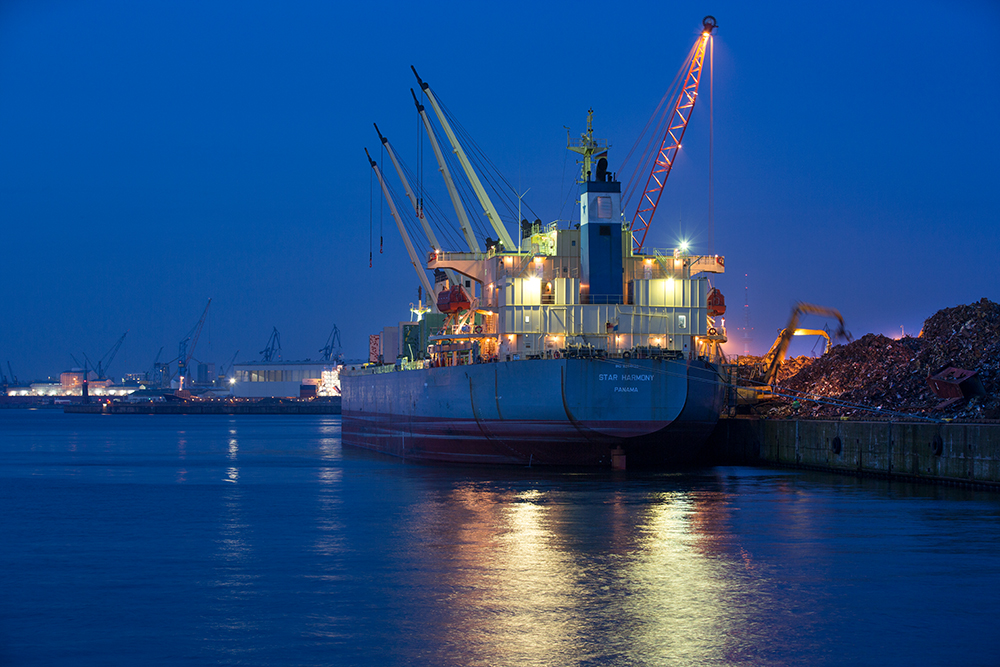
xmin=761 ymin=303 xmax=851 ymax=385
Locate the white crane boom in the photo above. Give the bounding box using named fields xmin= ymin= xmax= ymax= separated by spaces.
xmin=411 ymin=89 xmax=480 ymax=254
xmin=411 ymin=67 xmax=515 ymax=251
xmin=374 ymin=124 xmax=460 ymax=286
xmin=374 ymin=124 xmax=421 ymax=225
xmin=366 ymin=148 xmax=435 ymax=298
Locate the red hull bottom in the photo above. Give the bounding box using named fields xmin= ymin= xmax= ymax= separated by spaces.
xmin=341 ymin=412 xmax=718 ymax=466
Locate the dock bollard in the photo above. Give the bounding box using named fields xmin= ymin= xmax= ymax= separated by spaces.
xmin=611 ymin=447 xmax=626 ymax=470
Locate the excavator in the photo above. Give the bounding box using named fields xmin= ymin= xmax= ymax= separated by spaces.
xmin=740 ymin=302 xmax=852 ymax=405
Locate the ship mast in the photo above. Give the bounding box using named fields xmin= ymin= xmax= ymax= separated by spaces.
xmin=411 ymin=67 xmax=516 ymax=251
xmin=566 ymin=109 xmax=609 ymax=184
xmin=411 ymin=89 xmax=481 ymax=254
xmin=365 ymin=147 xmax=435 ymax=298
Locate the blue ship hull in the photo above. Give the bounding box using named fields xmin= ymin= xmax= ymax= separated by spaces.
xmin=341 ymin=357 xmax=725 ymax=466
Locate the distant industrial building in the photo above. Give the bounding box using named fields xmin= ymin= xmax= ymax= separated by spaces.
xmin=4 ymin=369 xmax=136 ymax=398
xmin=230 ymin=361 xmax=342 ymax=398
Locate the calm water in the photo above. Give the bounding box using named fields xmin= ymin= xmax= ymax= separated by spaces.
xmin=2 ymin=410 xmax=999 ymax=666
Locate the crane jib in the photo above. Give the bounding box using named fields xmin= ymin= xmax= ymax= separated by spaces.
xmin=631 ymin=20 xmax=715 ymax=253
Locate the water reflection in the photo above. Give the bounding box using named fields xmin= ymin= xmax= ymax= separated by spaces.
xmin=625 ymin=493 xmax=737 ymax=663
xmin=396 ymin=476 xmax=788 ymax=666
xmin=176 ymin=433 xmax=187 ymax=483
xmin=491 ymin=489 xmax=583 ymax=664
xmin=402 ymin=483 xmax=585 ymax=664
xmin=208 ymin=467 xmax=259 ymax=661
xmin=317 ymin=420 xmax=342 ymax=461
xmin=313 ymin=466 xmax=344 ymax=557
xmin=3 ymin=413 xmax=997 ymax=665
xmin=304 ymin=459 xmax=345 ymax=644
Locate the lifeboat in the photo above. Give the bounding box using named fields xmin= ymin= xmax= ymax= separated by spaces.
xmin=707 ymin=287 xmax=726 ymax=316
xmin=436 ymin=285 xmax=472 ymax=313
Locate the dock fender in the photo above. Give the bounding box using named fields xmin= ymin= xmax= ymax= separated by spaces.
xmin=468 ymin=372 xmax=525 ymax=461
xmin=560 ymin=366 xmax=604 ymax=445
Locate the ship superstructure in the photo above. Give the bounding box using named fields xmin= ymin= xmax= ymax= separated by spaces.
xmin=424 ymin=109 xmax=727 ymax=368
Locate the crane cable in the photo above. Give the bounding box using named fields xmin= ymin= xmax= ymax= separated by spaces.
xmin=619 ymin=43 xmax=695 ymax=210
xmin=369 ymin=162 xmax=373 ymax=267
xmin=380 ymin=143 xmax=384 ymax=253
xmin=708 ymin=33 xmax=714 ymax=255
xmin=417 ymin=89 xmax=425 ymax=220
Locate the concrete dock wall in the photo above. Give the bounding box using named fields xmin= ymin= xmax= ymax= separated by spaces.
xmin=707 ymin=418 xmax=1000 ymax=487
xmin=65 ymin=400 xmax=341 ymax=415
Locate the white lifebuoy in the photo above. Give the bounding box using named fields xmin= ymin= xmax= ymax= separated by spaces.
xmin=708 ymin=327 xmax=718 ymax=335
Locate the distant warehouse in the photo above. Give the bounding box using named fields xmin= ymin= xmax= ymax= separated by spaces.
xmin=231 ymin=361 xmax=341 ymax=398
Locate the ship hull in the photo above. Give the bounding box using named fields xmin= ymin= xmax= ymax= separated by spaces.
xmin=341 ymin=358 xmax=724 ymax=466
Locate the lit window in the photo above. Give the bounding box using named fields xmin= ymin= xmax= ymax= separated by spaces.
xmin=596 ymin=196 xmax=612 ymax=219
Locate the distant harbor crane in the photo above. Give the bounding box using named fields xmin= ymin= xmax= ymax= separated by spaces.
xmin=177 ymin=299 xmax=212 ymax=386
xmin=260 ymin=327 xmax=282 ymax=362
xmin=83 ymin=331 xmax=129 ymax=380
xmin=147 ymin=347 xmax=168 ymax=387
xmin=220 ymin=350 xmax=240 ymax=384
xmin=319 ymin=326 xmax=343 ymax=364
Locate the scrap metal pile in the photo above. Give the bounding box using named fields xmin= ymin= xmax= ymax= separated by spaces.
xmin=748 ymin=298 xmax=1000 ymax=421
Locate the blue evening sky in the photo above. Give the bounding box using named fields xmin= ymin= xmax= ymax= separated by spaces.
xmin=2 ymin=0 xmax=998 ymax=380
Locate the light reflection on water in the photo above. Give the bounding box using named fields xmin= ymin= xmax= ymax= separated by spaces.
xmin=1 ymin=411 xmax=999 ymax=666
xmin=402 ymin=483 xmax=778 ymax=666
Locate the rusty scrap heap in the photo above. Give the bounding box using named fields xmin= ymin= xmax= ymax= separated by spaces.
xmin=760 ymin=298 xmax=1000 ymax=421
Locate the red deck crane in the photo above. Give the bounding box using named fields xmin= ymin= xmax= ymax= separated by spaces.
xmin=630 ymin=16 xmax=717 ymax=253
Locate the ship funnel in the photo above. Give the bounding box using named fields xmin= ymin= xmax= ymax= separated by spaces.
xmin=595 ymin=157 xmax=608 ymax=182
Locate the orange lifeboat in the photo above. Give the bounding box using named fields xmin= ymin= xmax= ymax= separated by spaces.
xmin=436 ymin=285 xmax=472 ymax=313
xmin=707 ymin=287 xmax=726 ymax=316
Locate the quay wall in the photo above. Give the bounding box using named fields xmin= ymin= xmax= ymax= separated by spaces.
xmin=65 ymin=400 xmax=341 ymax=415
xmin=705 ymin=418 xmax=1000 ymax=487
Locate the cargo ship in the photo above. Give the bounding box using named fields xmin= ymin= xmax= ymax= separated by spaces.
xmin=342 ymin=121 xmax=730 ymax=466
xmin=343 ymin=20 xmax=728 ymax=466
